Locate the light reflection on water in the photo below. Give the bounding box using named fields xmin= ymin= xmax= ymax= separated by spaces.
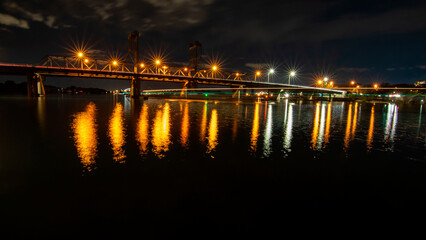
xmin=180 ymin=103 xmax=189 ymax=148
xmin=136 ymin=104 xmax=149 ymax=155
xmin=283 ymin=100 xmax=293 ymax=152
xmin=250 ymin=102 xmax=260 ymax=151
xmin=71 ymin=102 xmax=98 ymax=172
xmin=207 ymin=109 xmax=218 ymax=154
xmin=66 ymin=98 xmax=426 ymax=168
xmin=367 ymin=105 xmax=375 ymax=151
xmin=109 ymin=102 xmax=126 ymax=163
xmin=384 ymin=103 xmax=398 ymax=143
xmin=151 ymin=103 xmax=171 ymax=158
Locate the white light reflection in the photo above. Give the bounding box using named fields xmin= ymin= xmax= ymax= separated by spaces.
xmin=283 ymin=101 xmax=293 ymax=152
xmin=316 ymin=103 xmax=327 ymax=149
xmin=263 ymin=104 xmax=273 ymax=156
xmin=384 ymin=103 xmax=398 ymax=143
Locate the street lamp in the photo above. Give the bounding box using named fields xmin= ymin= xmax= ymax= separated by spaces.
xmin=77 ymin=52 xmax=84 ymax=69
xmin=255 ymin=71 xmax=261 ymax=81
xmin=212 ymin=65 xmax=218 ymax=78
xmin=155 ymin=59 xmax=161 ymax=73
xmin=268 ymin=69 xmax=274 ymax=83
xmin=288 ymin=71 xmax=296 ymax=85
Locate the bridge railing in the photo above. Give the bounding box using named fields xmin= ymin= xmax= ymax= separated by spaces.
xmin=37 ymin=55 xmax=251 ymax=81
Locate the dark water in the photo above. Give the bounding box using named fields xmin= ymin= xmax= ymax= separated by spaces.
xmin=1 ymin=95 xmax=426 ymax=236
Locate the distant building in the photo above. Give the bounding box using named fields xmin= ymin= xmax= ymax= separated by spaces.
xmin=414 ymin=80 xmax=426 ymax=87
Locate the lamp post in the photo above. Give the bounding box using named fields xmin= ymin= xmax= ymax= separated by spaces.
xmin=268 ymin=69 xmax=274 ymax=83
xmin=288 ymin=71 xmax=296 ymax=85
xmin=155 ymin=59 xmax=161 ymax=74
xmin=255 ymin=71 xmax=261 ymax=81
xmin=212 ymin=65 xmax=217 ymax=78
xmin=77 ymin=52 xmax=84 ymax=69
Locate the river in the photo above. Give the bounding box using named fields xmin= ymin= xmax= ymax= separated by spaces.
xmin=0 ymin=95 xmax=425 ymax=236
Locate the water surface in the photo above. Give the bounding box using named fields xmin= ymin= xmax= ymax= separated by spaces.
xmin=1 ymin=95 xmax=425 ymax=236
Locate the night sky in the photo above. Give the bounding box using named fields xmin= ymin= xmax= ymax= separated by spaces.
xmin=1 ymin=0 xmax=426 ymax=89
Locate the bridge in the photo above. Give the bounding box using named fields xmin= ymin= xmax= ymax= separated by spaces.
xmin=0 ymin=31 xmax=346 ymax=98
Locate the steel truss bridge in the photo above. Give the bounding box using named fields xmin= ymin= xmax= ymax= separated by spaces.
xmin=0 ymin=31 xmax=346 ymax=98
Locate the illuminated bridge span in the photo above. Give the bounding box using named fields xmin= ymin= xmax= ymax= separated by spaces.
xmin=0 ymin=31 xmax=346 ymax=98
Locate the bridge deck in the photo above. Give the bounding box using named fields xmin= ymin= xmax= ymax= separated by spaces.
xmin=0 ymin=63 xmax=346 ymax=94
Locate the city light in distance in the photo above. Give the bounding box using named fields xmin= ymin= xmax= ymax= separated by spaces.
xmin=256 ymin=71 xmax=261 ymax=76
xmin=351 ymin=81 xmax=355 ymax=85
xmin=290 ymin=71 xmax=296 ymax=77
xmin=269 ymin=69 xmax=274 ymax=74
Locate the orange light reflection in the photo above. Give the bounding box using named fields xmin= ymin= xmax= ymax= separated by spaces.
xmin=108 ymin=103 xmax=126 ymax=163
xmin=71 ymin=102 xmax=98 ymax=172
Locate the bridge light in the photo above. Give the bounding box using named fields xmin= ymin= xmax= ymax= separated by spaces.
xmin=212 ymin=65 xmax=217 ymax=71
xmin=256 ymin=71 xmax=261 ymax=76
xmin=318 ymin=80 xmax=322 ymax=84
xmin=184 ymin=67 xmax=188 ymax=71
xmin=162 ymin=65 xmax=167 ymax=69
xmin=155 ymin=60 xmax=161 ymax=65
xmin=269 ymin=69 xmax=274 ymax=74
xmin=77 ymin=52 xmax=83 ymax=58
xmin=374 ymin=84 xmax=378 ymax=89
xmin=112 ymin=60 xmax=118 ymax=66
xmin=324 ymin=77 xmax=328 ymax=82
xmin=351 ymin=81 xmax=355 ymax=85
xmin=84 ymin=58 xmax=89 ymax=63
xmin=356 ymin=85 xmax=360 ymax=88
xmin=290 ymin=71 xmax=296 ymax=77
xmin=236 ymin=73 xmax=239 ymax=76
xmin=140 ymin=63 xmax=145 ymax=67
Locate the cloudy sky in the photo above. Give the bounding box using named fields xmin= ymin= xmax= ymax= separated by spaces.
xmin=1 ymin=0 xmax=426 ymax=88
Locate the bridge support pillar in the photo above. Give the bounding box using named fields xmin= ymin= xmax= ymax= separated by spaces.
xmin=37 ymin=74 xmax=46 ymax=96
xmin=130 ymin=77 xmax=140 ymax=99
xmin=27 ymin=73 xmax=45 ymax=97
xmin=232 ymin=85 xmax=244 ymax=100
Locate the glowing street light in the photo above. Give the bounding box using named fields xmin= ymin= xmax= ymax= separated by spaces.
xmin=268 ymin=69 xmax=274 ymax=83
xmin=77 ymin=52 xmax=84 ymax=58
xmin=212 ymin=65 xmax=217 ymax=71
xmin=288 ymin=71 xmax=296 ymax=85
xmin=351 ymin=80 xmax=355 ymax=85
xmin=84 ymin=58 xmax=89 ymax=63
xmin=140 ymin=63 xmax=145 ymax=68
xmin=324 ymin=77 xmax=329 ymax=82
xmin=318 ymin=80 xmax=322 ymax=86
xmin=112 ymin=60 xmax=118 ymax=66
xmin=374 ymin=84 xmax=379 ymax=89
xmin=155 ymin=59 xmax=161 ymax=73
xmin=255 ymin=71 xmax=261 ymax=81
